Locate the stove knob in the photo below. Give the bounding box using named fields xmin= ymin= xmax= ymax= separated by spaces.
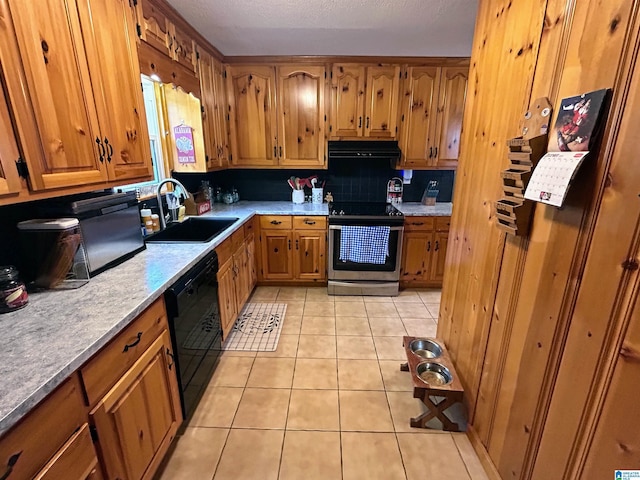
xmin=331 ymin=209 xmax=336 ymax=215
xmin=339 ymin=210 xmax=345 ymax=215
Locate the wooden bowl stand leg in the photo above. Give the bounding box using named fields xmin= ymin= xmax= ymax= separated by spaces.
xmin=410 ymin=387 xmax=463 ymax=432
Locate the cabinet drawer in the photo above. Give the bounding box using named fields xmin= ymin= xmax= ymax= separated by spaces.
xmin=436 ymin=217 xmax=451 ymax=232
xmin=231 ymin=228 xmax=245 ymax=250
xmin=404 ymin=217 xmax=435 ymax=231
xmin=0 ymin=375 xmax=86 ymax=480
xmin=80 ymin=297 xmax=167 ymax=406
xmin=260 ymin=215 xmax=292 ymax=229
xmin=244 ymin=216 xmax=256 ymax=237
xmin=293 ymin=216 xmax=327 ymax=230
xmin=34 ymin=424 xmax=100 ymax=480
xmin=216 ymin=236 xmax=233 ymax=265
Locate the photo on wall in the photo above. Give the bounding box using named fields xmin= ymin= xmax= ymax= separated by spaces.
xmin=548 ymin=88 xmax=609 ymax=152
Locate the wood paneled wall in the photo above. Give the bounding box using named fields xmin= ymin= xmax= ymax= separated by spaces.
xmin=439 ymin=0 xmax=640 ymax=478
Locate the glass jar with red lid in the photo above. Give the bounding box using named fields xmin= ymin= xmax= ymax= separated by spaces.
xmin=0 ymin=266 xmax=29 ymax=313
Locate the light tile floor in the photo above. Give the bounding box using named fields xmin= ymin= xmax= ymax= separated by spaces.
xmin=158 ymin=287 xmax=489 ymax=480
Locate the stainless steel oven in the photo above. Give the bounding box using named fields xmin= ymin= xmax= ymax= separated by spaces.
xmin=327 ymin=202 xmax=404 ymax=296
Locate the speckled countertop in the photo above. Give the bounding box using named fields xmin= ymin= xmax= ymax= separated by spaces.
xmin=0 ymin=200 xmax=451 ymax=436
xmin=396 ymin=202 xmax=453 ymax=216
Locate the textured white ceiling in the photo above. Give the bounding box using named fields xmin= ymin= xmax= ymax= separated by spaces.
xmin=166 ymin=0 xmax=478 ymax=56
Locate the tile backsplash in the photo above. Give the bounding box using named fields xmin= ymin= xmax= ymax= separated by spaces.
xmin=175 ymin=159 xmax=455 ymax=203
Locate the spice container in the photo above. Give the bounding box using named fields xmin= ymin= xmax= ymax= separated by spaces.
xmin=0 ymin=266 xmax=28 ymax=313
xmin=151 ymin=214 xmax=160 ymax=232
xmin=140 ymin=207 xmax=153 ymax=235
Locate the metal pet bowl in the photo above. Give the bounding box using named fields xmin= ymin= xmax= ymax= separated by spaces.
xmin=409 ymin=339 xmax=443 ymax=359
xmin=416 ymin=362 xmax=453 ymax=386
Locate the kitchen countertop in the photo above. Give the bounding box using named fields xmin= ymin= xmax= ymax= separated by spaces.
xmin=396 ymin=202 xmax=453 ymax=216
xmin=0 ymin=199 xmax=451 ymax=436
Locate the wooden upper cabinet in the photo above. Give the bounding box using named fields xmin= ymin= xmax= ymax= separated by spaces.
xmin=7 ymin=0 xmax=108 ymax=191
xmin=432 ymin=66 xmax=468 ymax=168
xmin=365 ymin=65 xmax=400 ymax=138
xmin=169 ymin=22 xmax=197 ymax=74
xmin=213 ymin=59 xmax=230 ymax=167
xmin=227 ymin=65 xmax=278 ymax=166
xmin=276 ymin=65 xmax=325 ymax=167
xmin=398 ymin=66 xmax=439 ymax=168
xmin=330 ymin=64 xmax=365 ymax=137
xmin=0 ymin=86 xmax=23 ymax=198
xmin=135 ymin=0 xmax=170 ymax=56
xmin=82 ymin=0 xmax=153 ymax=182
xmin=397 ymin=65 xmax=468 ymax=169
xmin=198 ymin=49 xmax=218 ymax=170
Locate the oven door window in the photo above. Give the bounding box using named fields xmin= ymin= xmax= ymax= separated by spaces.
xmin=330 ymin=226 xmax=401 ymax=272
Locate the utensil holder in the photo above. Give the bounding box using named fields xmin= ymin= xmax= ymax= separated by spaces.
xmin=312 ymin=188 xmax=323 ymax=204
xmin=292 ymin=190 xmax=305 ymax=204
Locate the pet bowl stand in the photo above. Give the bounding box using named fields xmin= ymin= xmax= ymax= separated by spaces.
xmin=401 ymin=336 xmax=465 ymax=432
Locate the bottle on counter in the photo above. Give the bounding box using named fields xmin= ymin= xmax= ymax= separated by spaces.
xmin=0 ymin=266 xmax=28 ymax=313
xmin=141 ymin=206 xmax=153 ymax=235
xmin=151 ymin=214 xmax=160 ymax=232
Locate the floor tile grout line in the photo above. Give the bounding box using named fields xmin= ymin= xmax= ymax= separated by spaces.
xmin=208 ymin=427 xmax=232 ymax=480
xmin=451 ymin=433 xmax=475 ymax=480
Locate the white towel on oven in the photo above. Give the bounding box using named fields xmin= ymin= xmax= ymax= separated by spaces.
xmin=339 ymin=226 xmax=390 ymax=264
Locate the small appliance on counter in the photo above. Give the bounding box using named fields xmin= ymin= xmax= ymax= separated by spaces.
xmin=37 ymin=191 xmax=145 ymax=277
xmin=17 ymin=218 xmax=90 ymax=290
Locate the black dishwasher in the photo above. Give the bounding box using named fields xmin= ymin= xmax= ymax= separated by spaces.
xmin=164 ymin=250 xmax=221 ymax=420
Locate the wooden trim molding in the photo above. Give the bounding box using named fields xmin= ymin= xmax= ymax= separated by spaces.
xmin=224 ymin=55 xmax=470 ymax=66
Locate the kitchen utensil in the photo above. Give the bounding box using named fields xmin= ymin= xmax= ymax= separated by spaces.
xmin=295 ymin=178 xmax=301 ymax=190
xmin=288 ymin=179 xmax=296 ymax=190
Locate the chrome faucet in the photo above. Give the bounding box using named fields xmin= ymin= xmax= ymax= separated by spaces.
xmin=156 ymin=178 xmax=189 ymax=230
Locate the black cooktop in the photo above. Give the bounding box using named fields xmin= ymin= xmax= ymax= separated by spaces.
xmin=329 ymin=202 xmax=403 ymax=217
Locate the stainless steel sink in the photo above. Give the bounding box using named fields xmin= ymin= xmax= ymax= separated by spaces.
xmin=144 ymin=217 xmax=238 ymax=243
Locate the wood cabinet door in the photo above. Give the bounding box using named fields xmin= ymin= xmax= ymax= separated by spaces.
xmin=198 ymin=50 xmax=218 ymax=170
xmin=433 ymin=66 xmax=468 ymax=168
xmin=277 ymin=65 xmax=325 ymax=167
xmin=246 ymin=233 xmax=257 ymax=290
xmin=233 ymin=242 xmax=250 ymax=313
xmin=8 ymin=0 xmax=108 ymax=191
xmin=218 ymin=259 xmax=238 ymax=340
xmin=364 ymin=65 xmax=400 ymax=138
xmin=213 ymin=59 xmax=230 ymax=167
xmin=91 ymin=330 xmax=181 ymax=480
xmin=260 ymin=230 xmax=294 ymax=280
xmin=400 ymin=231 xmax=432 ymax=283
xmin=82 ymin=0 xmax=153 ymax=183
xmin=429 ymin=231 xmax=449 ymax=283
xmin=0 ymin=87 xmax=23 ymax=197
xmin=34 ymin=424 xmax=102 ymax=480
xmin=398 ymin=66 xmax=440 ymax=168
xmin=226 ymin=65 xmax=278 ymax=167
xmin=330 ymin=64 xmax=365 ymax=137
xmin=169 ymin=22 xmax=197 ymax=74
xmin=294 ymin=230 xmax=326 ymax=281
xmin=135 ymin=0 xmax=170 ymax=56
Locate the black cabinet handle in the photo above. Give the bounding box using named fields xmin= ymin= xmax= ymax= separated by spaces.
xmin=366 ymin=117 xmax=370 ymax=129
xmin=0 ymin=452 xmax=22 ymax=480
xmin=435 ymin=241 xmax=439 ymax=251
xmin=274 ymin=146 xmax=277 ymax=157
xmin=288 ymin=239 xmax=291 ymax=250
xmin=358 ymin=116 xmax=362 ymax=128
xmin=428 ymin=147 xmax=433 ymax=159
xmin=295 ymin=239 xmax=299 ymax=250
xmin=434 ymin=147 xmax=438 ymax=158
xmin=270 ymin=220 xmax=282 ymax=225
xmin=104 ymin=137 xmax=113 ymax=163
xmin=96 ymin=137 xmax=105 ymax=163
xmin=166 ymin=348 xmax=175 ymax=370
xmin=279 ymin=146 xmax=283 ymax=157
xmin=427 ymin=241 xmax=431 ymax=252
xmin=411 ymin=222 xmax=424 ymax=226
xmin=123 ymin=332 xmax=142 ymax=352
xmin=304 ymin=220 xmax=316 ymax=225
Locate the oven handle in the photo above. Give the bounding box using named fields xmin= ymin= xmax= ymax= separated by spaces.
xmin=329 ymin=225 xmax=404 ymax=232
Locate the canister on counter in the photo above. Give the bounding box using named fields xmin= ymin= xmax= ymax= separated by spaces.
xmin=0 ymin=266 xmax=28 ymax=313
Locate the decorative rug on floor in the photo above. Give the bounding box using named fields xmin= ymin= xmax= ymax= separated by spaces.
xmin=223 ymin=303 xmax=287 ymax=351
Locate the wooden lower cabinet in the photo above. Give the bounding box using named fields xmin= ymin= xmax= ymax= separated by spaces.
xmin=400 ymin=216 xmax=450 ymax=287
xmin=294 ymin=230 xmax=326 ymax=281
xmin=90 ymin=329 xmax=181 ymax=480
xmin=258 ymin=215 xmax=327 ymax=283
xmin=216 ymin=221 xmax=258 ymax=340
xmin=217 ymin=257 xmax=238 ymax=339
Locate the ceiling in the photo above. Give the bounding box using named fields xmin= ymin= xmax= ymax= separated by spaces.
xmin=167 ymin=0 xmax=478 ymax=57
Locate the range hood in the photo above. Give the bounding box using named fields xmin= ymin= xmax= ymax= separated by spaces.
xmin=328 ymin=140 xmax=401 ymax=162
